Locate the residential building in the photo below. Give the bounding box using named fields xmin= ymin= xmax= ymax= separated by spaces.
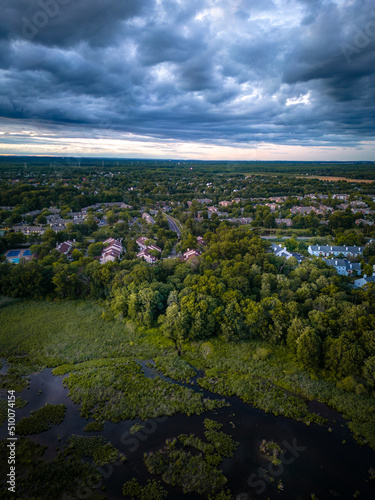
xmin=183 ymin=248 xmax=201 ymax=261
xmin=275 ymin=218 xmax=292 ymax=226
xmin=332 ymin=194 xmax=349 ymax=200
xmin=266 ymin=203 xmax=279 ymax=211
xmin=227 ymin=217 xmax=253 ymax=225
xmin=269 ymin=197 xmax=286 ymax=203
xmin=137 ymin=244 xmax=161 ymax=264
xmin=196 ymin=198 xmax=212 ymax=204
xmin=308 ymin=245 xmax=364 ymax=257
xmin=100 ymin=238 xmax=124 ymax=264
xmin=14 ymin=225 xmax=45 ymax=235
xmin=350 ymin=201 xmax=367 ymax=208
xmin=271 ymin=244 xmax=304 ymax=264
xmin=136 ymin=237 xmax=149 ymax=250
xmin=22 ymin=210 xmax=42 ymax=218
xmin=351 ymin=208 xmax=374 ymax=215
xmin=354 ymin=275 xmax=375 ymax=288
xmin=56 ymin=240 xmax=74 ymax=255
xmin=142 ymin=213 xmax=156 ymax=225
xmin=323 ymin=258 xmax=361 ymax=276
xmin=291 ymin=206 xmax=314 ymax=215
xmin=355 ymin=219 xmax=374 ymax=226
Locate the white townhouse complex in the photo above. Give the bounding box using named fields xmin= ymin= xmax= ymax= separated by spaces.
xmin=308 ymin=245 xmax=364 ymax=258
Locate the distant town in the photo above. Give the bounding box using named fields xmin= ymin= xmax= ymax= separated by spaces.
xmin=1 ymin=162 xmax=375 ymax=289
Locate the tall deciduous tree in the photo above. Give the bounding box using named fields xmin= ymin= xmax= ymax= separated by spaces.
xmin=296 ymin=327 xmax=321 ymax=371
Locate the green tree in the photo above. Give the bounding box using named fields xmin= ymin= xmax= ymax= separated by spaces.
xmin=71 ymin=248 xmax=83 ymax=261
xmin=296 ymin=327 xmax=321 ymax=371
xmin=88 ymin=242 xmax=104 ymax=257
xmin=263 ymin=213 xmax=275 ymax=228
xmin=284 ymin=238 xmax=298 ymax=252
xmin=286 ymin=317 xmax=305 ymax=354
xmin=6 ymin=232 xmax=26 ymax=247
xmin=160 ymin=302 xmax=188 ymax=355
xmin=362 ymin=356 xmax=375 ymax=389
xmin=325 ymin=336 xmax=365 ymax=379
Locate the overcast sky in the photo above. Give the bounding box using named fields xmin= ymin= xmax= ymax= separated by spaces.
xmin=0 ymin=0 xmax=374 ymax=160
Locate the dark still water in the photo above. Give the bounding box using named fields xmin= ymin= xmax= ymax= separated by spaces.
xmin=1 ymin=364 xmax=374 ymax=500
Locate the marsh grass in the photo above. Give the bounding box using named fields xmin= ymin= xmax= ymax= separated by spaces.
xmin=190 ymin=339 xmax=375 ymax=448
xmin=154 ymin=354 xmax=197 ymax=382
xmin=84 ymin=421 xmax=104 ymax=432
xmin=122 ymin=478 xmax=167 ymax=499
xmin=65 ymin=434 xmax=122 ymax=466
xmin=60 ymin=358 xmax=226 ymax=422
xmin=143 ymin=419 xmax=238 ymax=497
xmin=0 ymin=300 xmax=162 ymax=368
xmin=0 ymin=437 xmax=104 ymax=499
xmin=16 ymin=403 xmax=66 ymax=435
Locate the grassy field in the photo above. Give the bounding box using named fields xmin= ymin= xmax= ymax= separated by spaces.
xmin=0 ymin=299 xmax=165 ymax=366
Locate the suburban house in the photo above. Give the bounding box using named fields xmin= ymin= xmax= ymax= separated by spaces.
xmin=142 ymin=213 xmax=156 ymax=225
xmin=100 ymin=238 xmax=124 ymax=264
xmin=266 ymin=203 xmax=279 ymax=211
xmin=308 ymin=245 xmax=364 ymax=257
xmin=352 ymin=208 xmax=374 ymax=215
xmin=318 ymin=204 xmax=333 ymax=212
xmin=197 ymin=236 xmax=206 ymax=246
xmin=219 ymin=200 xmax=231 ymax=207
xmin=56 ymin=240 xmax=74 ymax=255
xmin=271 ymin=244 xmax=304 ymax=264
xmin=354 ymin=275 xmax=375 ymax=288
xmin=323 ymin=258 xmax=361 ymax=276
xmin=14 ymin=225 xmax=45 ymax=235
xmin=136 ymin=237 xmax=149 ymax=250
xmin=275 ymin=218 xmax=292 ymax=226
xmin=227 ymin=217 xmax=253 ymax=225
xmin=291 ymin=206 xmax=315 ymax=215
xmin=355 ymin=219 xmax=374 ymax=226
xmin=332 ymin=194 xmax=349 ymax=200
xmin=350 ymin=201 xmax=368 ymax=208
xmin=269 ymin=197 xmax=286 ymax=203
xmin=183 ymin=248 xmax=201 ymax=261
xmin=196 ymin=198 xmax=212 ymax=204
xmin=137 ymin=244 xmax=161 ymax=264
xmin=217 ymin=211 xmax=229 ymax=218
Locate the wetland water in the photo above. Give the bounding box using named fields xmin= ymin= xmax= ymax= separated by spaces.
xmin=1 ymin=361 xmax=375 ymax=500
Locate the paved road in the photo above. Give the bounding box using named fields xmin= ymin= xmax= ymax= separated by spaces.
xmin=166 ymin=215 xmax=181 ymax=237
xmin=261 ymin=236 xmax=311 ymax=240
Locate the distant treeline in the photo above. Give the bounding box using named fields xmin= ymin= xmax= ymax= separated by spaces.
xmin=0 ymin=157 xmax=375 ymax=179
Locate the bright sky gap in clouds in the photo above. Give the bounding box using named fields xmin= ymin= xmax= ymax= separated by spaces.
xmin=0 ymin=0 xmax=374 ymax=160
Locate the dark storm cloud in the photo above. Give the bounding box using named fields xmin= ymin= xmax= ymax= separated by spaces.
xmin=1 ymin=0 xmax=154 ymax=46
xmin=0 ymin=0 xmax=374 ymax=150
